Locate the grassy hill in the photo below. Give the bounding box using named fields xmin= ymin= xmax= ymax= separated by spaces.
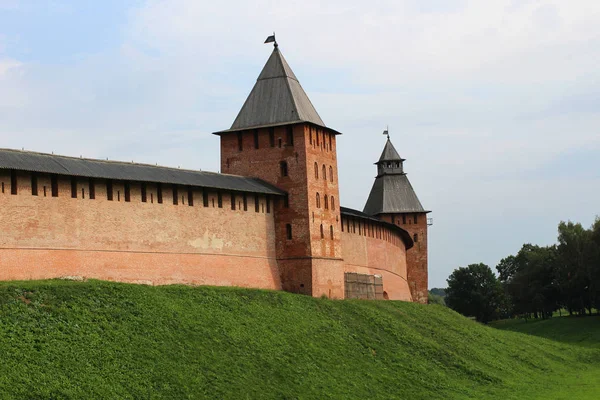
xmin=0 ymin=280 xmax=598 ymax=399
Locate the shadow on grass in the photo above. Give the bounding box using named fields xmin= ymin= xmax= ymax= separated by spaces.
xmin=490 ymin=315 xmax=600 ymax=349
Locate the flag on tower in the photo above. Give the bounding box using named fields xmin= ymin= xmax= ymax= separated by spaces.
xmin=264 ymin=35 xmax=276 ymax=44
xmin=382 ymin=129 xmax=388 ymax=136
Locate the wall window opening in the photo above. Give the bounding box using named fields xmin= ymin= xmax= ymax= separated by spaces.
xmin=173 ymin=186 xmax=178 ymax=205
xmin=324 ymin=195 xmax=329 ymax=210
xmin=237 ymin=132 xmax=243 ymax=151
xmin=255 ymin=195 xmax=260 ymax=212
xmin=203 ymin=190 xmax=209 ymax=207
xmin=269 ymin=128 xmax=275 ymax=147
xmin=320 ymin=224 xmax=324 ymax=239
xmin=231 ymin=193 xmax=236 ymax=210
xmin=186 ymin=188 xmax=193 ymax=206
xmin=50 ymin=176 xmax=58 ymax=197
xmin=217 ymin=191 xmax=223 ymax=208
xmin=286 ymin=126 xmax=294 ymax=146
xmin=31 ymin=174 xmax=38 ymax=196
xmin=43 ymin=186 xmax=47 ymax=197
xmin=106 ymin=180 xmax=113 ymax=201
xmin=243 ymin=194 xmax=248 ymax=211
xmin=283 ymin=194 xmax=289 ymax=208
xmin=81 ymin=188 xmax=85 ymax=199
xmin=89 ymin=179 xmax=95 ymax=200
xmin=71 ymin=178 xmax=77 ymax=198
xmin=254 ymin=129 xmax=259 ymax=149
xmin=314 ymin=162 xmax=318 ymax=179
xmin=278 ymin=138 xmax=282 ymax=148
xmin=117 ymin=191 xmax=121 ymax=202
xmin=141 ymin=183 xmax=147 ymax=202
xmin=125 ymin=182 xmax=131 ymax=202
xmin=286 ymin=224 xmax=292 ymax=240
xmin=266 ymin=196 xmax=271 ymax=213
xmin=157 ymin=183 xmax=162 ymax=204
xmin=150 ymin=193 xmax=153 ymax=203
xmin=322 ymin=165 xmax=326 ymax=180
xmin=10 ymin=170 xmax=17 ymax=195
xmin=316 ymin=192 xmax=320 ymax=208
xmin=280 ymin=161 xmax=288 ymax=177
xmin=1 ymin=182 xmax=4 ymax=193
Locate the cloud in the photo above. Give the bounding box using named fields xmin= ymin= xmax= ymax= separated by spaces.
xmin=0 ymin=0 xmax=599 ymax=287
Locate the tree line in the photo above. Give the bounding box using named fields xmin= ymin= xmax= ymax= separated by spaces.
xmin=443 ymin=218 xmax=600 ymax=323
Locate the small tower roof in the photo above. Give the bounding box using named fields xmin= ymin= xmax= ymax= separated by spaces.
xmin=363 ymin=138 xmax=428 ymax=215
xmin=378 ymin=138 xmax=403 ymax=162
xmin=214 ymin=46 xmax=338 ymax=135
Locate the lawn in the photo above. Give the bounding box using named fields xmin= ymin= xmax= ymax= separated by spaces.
xmin=0 ymin=280 xmax=598 ymax=399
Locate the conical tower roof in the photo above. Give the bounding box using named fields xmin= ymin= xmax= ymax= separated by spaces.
xmin=363 ymin=138 xmax=428 ymax=215
xmin=378 ymin=138 xmax=403 ymax=162
xmin=215 ymin=46 xmax=336 ymax=134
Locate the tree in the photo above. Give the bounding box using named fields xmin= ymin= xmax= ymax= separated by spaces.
xmin=556 ymin=221 xmax=595 ymax=315
xmin=445 ymin=263 xmax=502 ymax=323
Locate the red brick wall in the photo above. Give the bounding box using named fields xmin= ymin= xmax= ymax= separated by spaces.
xmin=340 ymin=216 xmax=412 ymax=301
xmin=380 ymin=212 xmax=428 ymax=303
xmin=0 ymin=170 xmax=281 ymax=289
xmin=220 ymin=123 xmax=344 ymax=298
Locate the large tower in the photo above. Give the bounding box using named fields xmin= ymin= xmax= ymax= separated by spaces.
xmin=214 ymin=44 xmax=344 ymax=298
xmin=363 ymin=137 xmax=430 ymax=303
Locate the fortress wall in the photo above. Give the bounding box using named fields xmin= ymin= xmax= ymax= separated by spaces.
xmin=0 ymin=170 xmax=281 ymax=289
xmin=341 ymin=217 xmax=412 ymax=301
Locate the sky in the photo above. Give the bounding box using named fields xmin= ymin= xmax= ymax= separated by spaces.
xmin=1 ymin=0 xmax=599 ymax=288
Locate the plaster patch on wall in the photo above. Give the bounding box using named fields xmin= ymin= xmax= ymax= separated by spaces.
xmin=189 ymin=230 xmax=224 ymax=251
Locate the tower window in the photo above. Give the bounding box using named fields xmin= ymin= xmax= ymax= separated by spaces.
xmin=316 ymin=192 xmax=320 ymax=208
xmin=157 ymin=183 xmax=163 ymax=204
xmin=329 ymin=166 xmax=333 ymax=182
xmin=414 ymin=214 xmax=418 ymax=224
xmin=320 ymin=224 xmax=324 ymax=239
xmin=309 ymin=128 xmax=313 ymax=144
xmin=10 ymin=170 xmax=17 ymax=195
xmin=283 ymin=194 xmax=289 ymax=208
xmin=269 ymin=128 xmax=275 ymax=147
xmin=286 ymin=224 xmax=292 ymax=240
xmin=31 ymin=174 xmax=38 ymax=196
xmin=330 ymin=225 xmax=334 ymax=240
xmin=331 ymin=196 xmax=335 ymax=210
xmin=316 ymin=129 xmax=320 ymax=146
xmin=141 ymin=182 xmax=147 ymax=202
xmin=414 ymin=233 xmax=418 ymax=243
xmin=231 ymin=193 xmax=236 ymax=210
xmin=71 ymin=177 xmax=77 ymax=198
xmin=254 ymin=129 xmax=259 ymax=149
xmin=324 ymin=195 xmax=329 ymax=210
xmin=280 ymin=161 xmax=288 ymax=177
xmin=278 ymin=138 xmax=282 ymax=148
xmin=106 ymin=180 xmax=113 ymax=201
xmin=322 ymin=165 xmax=326 ymax=180
xmin=237 ymin=131 xmax=243 ymax=151
xmin=314 ymin=162 xmax=318 ymax=179
xmin=125 ymin=182 xmax=131 ymax=202
xmin=402 ymin=214 xmax=406 ymax=224
xmin=286 ymin=126 xmax=294 ymax=146
xmin=329 ymin=134 xmax=332 ymax=150
xmin=89 ymin=179 xmax=95 ymax=200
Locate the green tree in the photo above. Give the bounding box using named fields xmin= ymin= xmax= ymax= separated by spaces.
xmin=445 ymin=263 xmax=502 ymax=323
xmin=556 ymin=221 xmax=595 ymax=315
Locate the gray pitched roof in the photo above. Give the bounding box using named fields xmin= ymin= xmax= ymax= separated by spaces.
xmin=378 ymin=138 xmax=403 ymax=162
xmin=0 ymin=148 xmax=285 ymax=196
xmin=363 ymin=174 xmax=427 ymax=215
xmin=214 ymin=47 xmax=335 ymax=134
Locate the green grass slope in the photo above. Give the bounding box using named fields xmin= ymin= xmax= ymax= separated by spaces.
xmin=0 ymin=280 xmax=598 ymax=399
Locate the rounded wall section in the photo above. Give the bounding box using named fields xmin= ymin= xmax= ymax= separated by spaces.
xmin=341 ymin=220 xmax=412 ymax=301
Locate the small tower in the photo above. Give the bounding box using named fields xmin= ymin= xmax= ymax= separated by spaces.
xmin=214 ymin=44 xmax=344 ymax=298
xmin=363 ymin=137 xmax=430 ymax=303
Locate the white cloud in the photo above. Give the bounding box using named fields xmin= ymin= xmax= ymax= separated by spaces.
xmin=1 ymin=0 xmax=599 ymax=286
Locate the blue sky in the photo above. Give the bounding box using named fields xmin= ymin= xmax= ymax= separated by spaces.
xmin=1 ymin=0 xmax=599 ymax=288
